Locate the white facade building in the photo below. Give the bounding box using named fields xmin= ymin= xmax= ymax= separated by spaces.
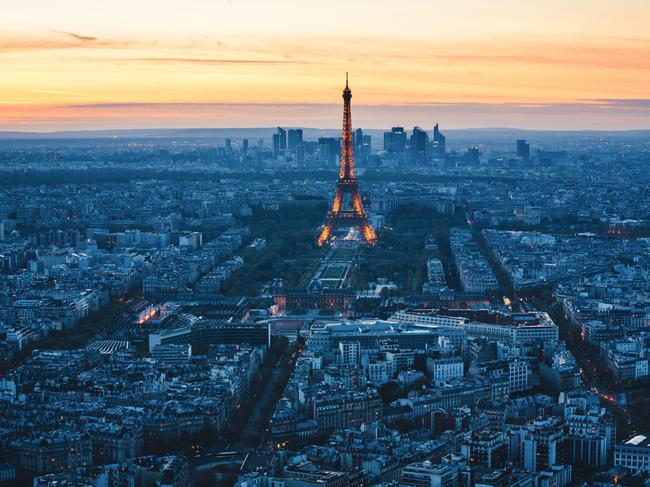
xmin=427 ymin=357 xmax=464 ymax=382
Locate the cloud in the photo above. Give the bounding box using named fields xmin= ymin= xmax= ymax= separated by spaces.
xmin=588 ymin=99 xmax=650 ymax=110
xmin=272 ymin=35 xmax=650 ymax=70
xmin=116 ymin=57 xmax=302 ymax=65
xmin=0 ymin=30 xmax=131 ymax=52
xmin=62 ymin=99 xmax=650 ymax=110
xmin=29 ymin=89 xmax=84 ymax=96
xmin=53 ymin=30 xmax=98 ymax=43
xmin=66 ymin=102 xmax=333 ymax=109
xmin=201 ymin=35 xmax=224 ymax=47
xmin=425 ymin=54 xmax=636 ymax=68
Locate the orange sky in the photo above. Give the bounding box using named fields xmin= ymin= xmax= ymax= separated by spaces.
xmin=2 ymin=0 xmax=650 ymax=130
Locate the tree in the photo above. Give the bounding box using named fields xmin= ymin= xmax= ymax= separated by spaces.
xmin=414 ymin=354 xmax=427 ymax=373
xmin=380 ymin=381 xmax=404 ymax=404
xmin=199 ymin=423 xmax=216 ymax=446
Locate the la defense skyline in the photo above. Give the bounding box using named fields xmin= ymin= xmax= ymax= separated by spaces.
xmin=317 ymin=74 xmax=377 ymax=246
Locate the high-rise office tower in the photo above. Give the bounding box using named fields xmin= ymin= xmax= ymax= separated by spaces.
xmin=296 ymin=144 xmax=305 ymax=168
xmin=384 ymin=126 xmax=406 ymax=154
xmin=354 ymin=128 xmax=364 ymax=149
xmin=272 ymin=133 xmax=281 ymax=159
xmin=432 ymin=123 xmax=446 ymax=161
xmin=277 ymin=127 xmax=287 ymax=150
xmin=318 ymin=137 xmax=340 ymax=166
xmin=358 ymin=134 xmax=372 ymax=164
xmin=319 ymin=143 xmax=330 ymax=165
xmin=225 ymin=138 xmax=232 ymax=159
xmin=242 ymin=139 xmax=249 ymax=155
xmin=393 ymin=127 xmax=407 ymax=153
xmin=433 ymin=123 xmax=446 ymax=147
xmin=353 ymin=128 xmax=367 ymax=163
xmin=288 ymin=129 xmax=303 ymax=150
xmin=383 ymin=131 xmax=392 ymax=152
xmin=410 ymin=126 xmax=429 ymax=164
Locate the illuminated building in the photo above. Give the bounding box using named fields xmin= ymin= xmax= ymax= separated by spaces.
xmin=273 ymin=287 xmax=356 ymax=312
xmin=148 ymin=320 xmax=271 ymax=353
xmin=318 ymin=74 xmax=377 ymax=246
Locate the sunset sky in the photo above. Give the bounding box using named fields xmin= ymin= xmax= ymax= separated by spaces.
xmin=2 ymin=0 xmax=650 ymax=131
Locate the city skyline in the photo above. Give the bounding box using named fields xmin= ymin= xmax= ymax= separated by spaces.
xmin=3 ymin=0 xmax=650 ymax=131
xmin=3 ymin=2 xmax=650 ymax=485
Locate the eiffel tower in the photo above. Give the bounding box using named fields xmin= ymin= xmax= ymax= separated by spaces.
xmin=317 ymin=74 xmax=377 ymax=246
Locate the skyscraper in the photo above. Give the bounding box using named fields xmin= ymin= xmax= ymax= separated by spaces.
xmin=433 ymin=123 xmax=446 ymax=147
xmin=384 ymin=126 xmax=406 ymax=154
xmin=410 ymin=126 xmax=429 ymax=164
xmin=242 ymin=139 xmax=249 ymax=155
xmin=432 ymin=123 xmax=446 ymax=161
xmin=354 ymin=128 xmax=364 ymax=150
xmin=272 ymin=133 xmax=281 ymax=159
xmin=296 ymin=144 xmax=305 ymax=169
xmin=319 ymin=142 xmax=330 ymax=165
xmin=225 ymin=138 xmax=232 ymax=159
xmin=358 ymin=134 xmax=372 ymax=164
xmin=277 ymin=127 xmax=287 ymax=150
xmin=288 ymin=129 xmax=303 ymax=150
xmin=318 ymin=137 xmax=340 ymax=166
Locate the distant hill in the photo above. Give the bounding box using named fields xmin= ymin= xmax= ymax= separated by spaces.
xmin=1 ymin=127 xmax=649 ymax=142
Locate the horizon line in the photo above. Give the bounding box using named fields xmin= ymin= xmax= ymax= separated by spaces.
xmin=3 ymin=126 xmax=650 ymax=136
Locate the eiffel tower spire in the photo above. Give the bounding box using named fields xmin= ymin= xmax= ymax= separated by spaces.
xmin=318 ymin=75 xmax=377 ymax=246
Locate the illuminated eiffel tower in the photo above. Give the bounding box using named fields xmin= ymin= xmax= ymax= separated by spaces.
xmin=317 ymin=74 xmax=377 ymax=246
